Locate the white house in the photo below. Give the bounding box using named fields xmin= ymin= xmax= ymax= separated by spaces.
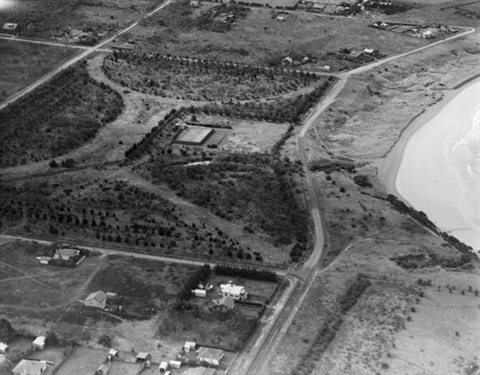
xmin=12 ymin=359 xmax=47 ymax=375
xmin=37 ymin=257 xmax=51 ymax=265
xmin=197 ymin=347 xmax=224 ymax=367
xmin=54 ymin=248 xmax=80 ymax=261
xmin=2 ymin=23 xmax=17 ymax=31
xmin=108 ymin=348 xmax=118 ymax=357
xmin=192 ymin=289 xmax=207 ymax=298
xmin=169 ymin=360 xmax=182 ymax=369
xmin=0 ymin=342 xmax=8 ymax=354
xmin=32 ymin=336 xmax=46 ymax=350
xmin=184 ymin=341 xmax=196 ymax=352
xmin=220 ymin=282 xmax=247 ymax=301
xmin=85 ymin=291 xmax=107 ymax=309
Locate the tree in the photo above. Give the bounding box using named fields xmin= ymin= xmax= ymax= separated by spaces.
xmin=0 ymin=318 xmax=15 ymax=341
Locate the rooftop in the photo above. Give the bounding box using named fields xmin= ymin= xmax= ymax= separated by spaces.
xmin=197 ymin=347 xmax=224 ymax=361
xmin=12 ymin=359 xmax=47 ymax=375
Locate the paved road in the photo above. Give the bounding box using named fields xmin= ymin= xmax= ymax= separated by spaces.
xmin=0 ymin=0 xmax=172 ymax=111
xmin=231 ymin=24 xmax=477 ymax=375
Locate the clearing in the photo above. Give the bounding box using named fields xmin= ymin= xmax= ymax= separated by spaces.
xmin=0 ymin=39 xmax=78 ymax=102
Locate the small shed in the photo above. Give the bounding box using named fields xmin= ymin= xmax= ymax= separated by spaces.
xmin=108 ymin=348 xmax=118 ymax=357
xmin=184 ymin=341 xmax=196 ymax=352
xmin=282 ymin=56 xmax=293 ymax=66
xmin=96 ymin=363 xmax=109 ymax=375
xmin=0 ymin=343 xmax=7 ymax=354
xmin=159 ymin=361 xmax=169 ymax=372
xmin=169 ymin=360 xmax=182 ymax=369
xmin=136 ymin=352 xmax=151 ymax=362
xmin=193 ymin=289 xmax=207 ymax=298
xmin=37 ymin=257 xmax=51 ymax=265
xmin=363 ymin=48 xmax=374 ymax=54
xmin=323 ymin=65 xmax=330 ymax=72
xmin=106 ymin=292 xmax=118 ymax=300
xmin=3 ymin=23 xmax=18 ymax=31
xmin=32 ymin=336 xmax=46 ymax=350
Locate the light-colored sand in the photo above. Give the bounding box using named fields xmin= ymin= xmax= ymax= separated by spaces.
xmin=380 ymin=79 xmax=480 ymax=251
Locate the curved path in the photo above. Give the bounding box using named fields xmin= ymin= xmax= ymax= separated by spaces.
xmin=231 ymin=24 xmax=477 ymax=375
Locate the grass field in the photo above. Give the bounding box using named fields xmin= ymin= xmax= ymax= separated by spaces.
xmin=0 ymin=39 xmax=78 ymax=102
xmin=125 ymin=1 xmax=430 ymax=67
xmin=85 ymin=256 xmax=200 ymax=318
xmin=0 ymin=0 xmax=162 ymax=40
xmin=55 ymin=347 xmax=106 ymax=375
xmin=0 ymin=240 xmax=100 ymax=310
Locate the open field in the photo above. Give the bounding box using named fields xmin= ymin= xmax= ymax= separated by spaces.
xmin=0 ymin=39 xmax=78 ymax=102
xmin=0 ymin=240 xmax=100 ymax=310
xmin=122 ymin=2 xmax=431 ymax=67
xmin=0 ymin=61 xmax=123 ymax=167
xmin=55 ymin=347 xmax=106 ymax=375
xmin=85 ymin=256 xmax=200 ymax=318
xmin=0 ymin=0 xmax=162 ymax=41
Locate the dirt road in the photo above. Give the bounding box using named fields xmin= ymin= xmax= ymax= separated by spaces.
xmin=229 ymin=24 xmax=477 ymax=375
xmin=0 ymin=0 xmax=172 ymax=111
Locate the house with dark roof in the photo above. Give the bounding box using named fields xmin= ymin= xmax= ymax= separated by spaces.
xmin=54 ymin=248 xmax=80 ymax=261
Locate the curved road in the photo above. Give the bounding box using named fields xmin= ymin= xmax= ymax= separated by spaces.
xmin=0 ymin=0 xmax=172 ymax=111
xmin=231 ymin=24 xmax=476 ymax=375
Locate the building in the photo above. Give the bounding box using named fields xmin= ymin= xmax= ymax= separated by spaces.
xmin=422 ymin=30 xmax=433 ymax=39
xmin=281 ymin=56 xmax=293 ymax=66
xmin=197 ymin=347 xmax=224 ymax=367
xmin=136 ymin=352 xmax=151 ymax=362
xmin=0 ymin=342 xmax=7 ymax=354
xmin=220 ymin=282 xmax=247 ymax=301
xmin=3 ymin=23 xmax=17 ymax=31
xmin=213 ymin=296 xmax=234 ymax=311
xmin=12 ymin=359 xmax=47 ymax=375
xmin=192 ymin=289 xmax=207 ymax=298
xmin=106 ymin=292 xmax=118 ymax=300
xmin=169 ymin=360 xmax=182 ymax=369
xmin=37 ymin=257 xmax=51 ymax=265
xmin=184 ymin=367 xmax=216 ymax=375
xmin=108 ymin=348 xmax=118 ymax=357
xmin=96 ymin=364 xmax=109 ymax=375
xmin=54 ymin=248 xmax=80 ymax=261
xmin=85 ymin=291 xmax=107 ymax=309
xmin=184 ymin=341 xmax=196 ymax=352
xmin=159 ymin=361 xmax=169 ymax=372
xmin=363 ymin=48 xmax=375 ymax=54
xmin=32 ymin=336 xmax=46 ymax=350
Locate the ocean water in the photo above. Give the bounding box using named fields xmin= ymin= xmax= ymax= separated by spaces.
xmin=396 ymin=80 xmax=480 ymax=252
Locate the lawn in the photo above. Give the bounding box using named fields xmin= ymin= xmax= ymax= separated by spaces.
xmin=55 ymin=347 xmax=106 ymax=375
xmin=0 ymin=0 xmax=162 ymax=41
xmin=0 ymin=39 xmax=78 ymax=102
xmin=85 ymin=256 xmax=201 ymax=318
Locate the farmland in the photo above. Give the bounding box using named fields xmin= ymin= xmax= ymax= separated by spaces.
xmin=0 ymin=61 xmax=123 ymax=167
xmin=0 ymin=39 xmax=78 ymax=102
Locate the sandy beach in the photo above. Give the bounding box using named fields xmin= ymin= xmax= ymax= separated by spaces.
xmin=380 ymin=79 xmax=480 ymax=251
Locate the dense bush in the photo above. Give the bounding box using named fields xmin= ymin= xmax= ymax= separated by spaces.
xmin=353 ymin=174 xmax=372 ymax=188
xmin=0 ymin=61 xmax=123 ymax=167
xmin=338 ymin=273 xmax=370 ymax=314
xmin=214 ymin=265 xmax=277 ymax=282
xmin=179 ymin=264 xmax=211 ymax=300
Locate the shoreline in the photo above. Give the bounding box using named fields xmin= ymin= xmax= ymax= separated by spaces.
xmin=378 ymin=75 xmax=480 ymax=196
xmin=378 ymin=76 xmax=480 ymax=249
